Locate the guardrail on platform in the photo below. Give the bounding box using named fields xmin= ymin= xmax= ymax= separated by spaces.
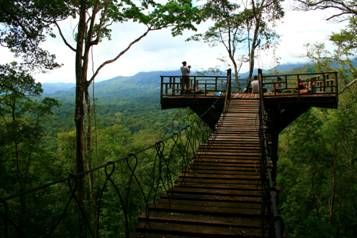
xmin=160 ymin=74 xmax=228 ymax=99
xmin=262 ymin=71 xmax=338 ymax=96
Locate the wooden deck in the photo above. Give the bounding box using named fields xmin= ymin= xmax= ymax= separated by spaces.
xmin=135 ymin=98 xmax=267 ymax=237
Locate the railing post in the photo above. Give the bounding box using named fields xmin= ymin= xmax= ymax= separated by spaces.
xmin=193 ymin=76 xmax=197 ymax=96
xmin=160 ymin=76 xmax=163 ymax=102
xmin=334 ymin=72 xmax=338 ymax=95
xmin=173 ymin=77 xmax=176 ymax=96
xmin=258 ymin=68 xmax=263 ymax=99
xmin=227 ymin=69 xmax=232 ymax=100
xmin=204 ymin=80 xmax=207 ymax=96
xmin=323 ymin=73 xmax=326 ymax=93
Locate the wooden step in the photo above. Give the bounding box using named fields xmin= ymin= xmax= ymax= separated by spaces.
xmin=134 ymin=98 xmax=267 ymax=237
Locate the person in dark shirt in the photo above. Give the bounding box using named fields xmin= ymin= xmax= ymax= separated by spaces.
xmin=180 ymin=61 xmax=191 ymax=93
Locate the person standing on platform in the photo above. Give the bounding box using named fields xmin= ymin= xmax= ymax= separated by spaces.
xmin=251 ymin=76 xmax=260 ymax=93
xmin=180 ymin=61 xmax=191 ymax=94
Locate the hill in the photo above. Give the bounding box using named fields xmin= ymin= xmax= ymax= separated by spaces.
xmin=43 ymin=59 xmax=357 ymax=100
xmin=43 ymin=62 xmax=309 ymax=99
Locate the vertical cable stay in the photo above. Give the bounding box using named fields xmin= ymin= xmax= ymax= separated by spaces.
xmin=90 ymin=46 xmax=99 ymax=162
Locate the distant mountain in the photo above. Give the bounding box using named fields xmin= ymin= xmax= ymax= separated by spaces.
xmin=271 ymin=63 xmax=307 ymax=72
xmin=43 ymin=63 xmax=306 ymax=99
xmin=43 ymin=70 xmax=180 ymax=102
xmin=42 ymin=83 xmax=75 ymax=95
xmin=44 ymin=59 xmax=357 ymax=99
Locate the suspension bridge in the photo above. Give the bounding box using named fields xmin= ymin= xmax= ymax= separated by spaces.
xmin=0 ymin=69 xmax=338 ymax=237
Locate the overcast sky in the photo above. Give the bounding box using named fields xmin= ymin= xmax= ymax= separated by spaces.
xmin=0 ymin=0 xmax=347 ymax=83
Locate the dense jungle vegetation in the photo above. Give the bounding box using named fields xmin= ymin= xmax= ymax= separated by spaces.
xmin=1 ymin=62 xmax=356 ymax=237
xmin=0 ymin=68 xmax=208 ymax=236
xmin=1 ymin=0 xmax=356 ymax=237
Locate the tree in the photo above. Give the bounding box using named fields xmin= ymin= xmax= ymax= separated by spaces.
xmin=244 ymin=0 xmax=284 ymax=80
xmin=2 ymin=0 xmax=202 ymax=235
xmin=191 ymin=0 xmax=283 ymax=89
xmin=0 ymin=62 xmax=58 ymax=236
xmin=191 ymin=0 xmax=246 ymax=89
xmin=0 ymin=0 xmax=201 ymax=182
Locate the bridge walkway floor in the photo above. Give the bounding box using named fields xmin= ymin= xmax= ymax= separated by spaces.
xmin=135 ymin=97 xmax=268 ymax=238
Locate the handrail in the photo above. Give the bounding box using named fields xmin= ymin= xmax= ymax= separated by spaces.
xmin=0 ymin=119 xmax=212 ymax=238
xmin=258 ymin=69 xmax=284 ymax=238
xmin=261 ymin=71 xmax=338 ymax=96
xmin=160 ymin=74 xmax=228 ymax=99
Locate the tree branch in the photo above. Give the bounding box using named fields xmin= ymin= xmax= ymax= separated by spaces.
xmin=297 ymin=0 xmax=357 ymax=18
xmin=54 ymin=22 xmax=76 ymax=52
xmin=339 ymin=78 xmax=357 ymax=94
xmin=218 ymin=28 xmax=230 ymax=53
xmin=88 ymin=27 xmax=152 ymax=84
xmin=90 ymin=0 xmax=111 ymax=46
xmin=326 ymin=11 xmax=351 ymax=20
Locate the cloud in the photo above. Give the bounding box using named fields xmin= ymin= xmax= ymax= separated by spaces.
xmin=1 ymin=1 xmax=348 ymax=83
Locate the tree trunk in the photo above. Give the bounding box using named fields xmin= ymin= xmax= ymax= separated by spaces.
xmin=248 ymin=22 xmax=259 ymax=80
xmin=248 ymin=0 xmax=263 ymax=80
xmin=75 ymin=1 xmax=87 ymax=237
xmin=228 ymin=53 xmax=240 ymax=91
xmin=85 ymin=89 xmax=94 ymax=197
xmin=11 ymin=101 xmax=25 ymax=237
xmin=233 ymin=61 xmax=240 ymax=90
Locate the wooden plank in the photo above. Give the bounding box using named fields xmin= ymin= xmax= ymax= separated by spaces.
xmin=176 ymin=177 xmax=262 ymax=186
xmin=136 ymin=220 xmax=265 ymax=237
xmin=161 ymin=192 xmax=263 ymax=203
xmin=169 ymin=186 xmax=262 ymax=197
xmin=139 ymin=211 xmax=265 ymax=228
xmin=135 ymin=98 xmax=268 ymax=237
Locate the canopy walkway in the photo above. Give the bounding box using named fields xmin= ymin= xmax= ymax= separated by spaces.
xmin=135 ymin=69 xmax=339 ymax=237
xmin=135 ymin=96 xmax=268 ymax=237
xmin=0 ymin=69 xmax=338 ymax=238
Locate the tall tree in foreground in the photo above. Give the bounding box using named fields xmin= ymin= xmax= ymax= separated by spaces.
xmin=1 ymin=0 xmax=201 ymax=177
xmin=1 ymin=0 xmax=201 ymax=235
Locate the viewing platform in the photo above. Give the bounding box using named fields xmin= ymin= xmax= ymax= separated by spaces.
xmin=160 ymin=71 xmax=338 ymax=129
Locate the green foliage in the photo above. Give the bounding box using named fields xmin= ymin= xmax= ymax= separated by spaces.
xmin=190 ymin=0 xmax=283 ymax=87
xmin=278 ymin=85 xmax=357 ymax=237
xmin=0 ymin=63 xmax=59 ymax=189
xmin=330 ymin=17 xmax=357 ymax=54
xmin=0 ymin=62 xmax=61 ymax=236
xmin=0 ymin=65 xmax=211 ymax=236
xmin=305 ymin=42 xmax=356 ymax=87
xmin=0 ymin=0 xmax=70 ymax=69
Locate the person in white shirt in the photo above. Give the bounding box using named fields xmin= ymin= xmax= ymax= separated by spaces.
xmin=251 ymin=76 xmax=260 ymax=93
xmin=180 ymin=61 xmax=191 ymax=93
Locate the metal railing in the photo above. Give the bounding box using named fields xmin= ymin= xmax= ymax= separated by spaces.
xmin=0 ymin=121 xmax=211 ymax=238
xmin=262 ymin=71 xmax=338 ymax=96
xmin=160 ymin=74 xmax=228 ymax=98
xmin=258 ymin=69 xmax=284 ymax=238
